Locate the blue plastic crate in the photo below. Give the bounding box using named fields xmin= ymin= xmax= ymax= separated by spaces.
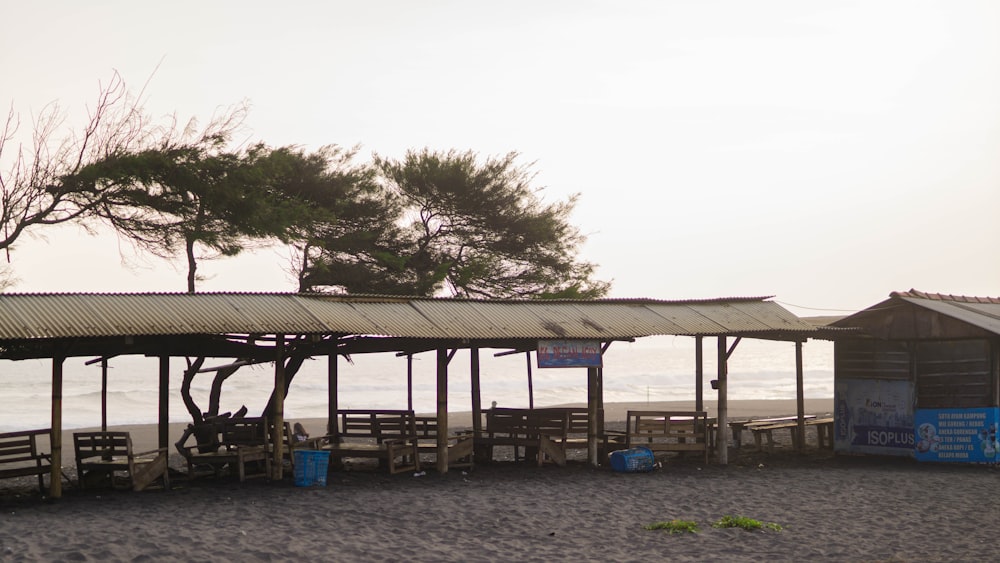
xmin=608 ymin=446 xmax=655 ymax=473
xmin=293 ymin=450 xmax=331 ymax=486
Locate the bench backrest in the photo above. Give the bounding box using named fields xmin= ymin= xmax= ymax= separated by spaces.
xmin=413 ymin=415 xmax=438 ymax=439
xmin=487 ymin=408 xmax=570 ymax=439
xmin=338 ymin=410 xmax=415 ymax=442
xmin=0 ymin=429 xmax=48 ymax=465
xmin=219 ymin=417 xmax=269 ymax=449
xmin=626 ymin=410 xmax=709 ymax=452
xmin=74 ymin=431 xmax=133 ymax=461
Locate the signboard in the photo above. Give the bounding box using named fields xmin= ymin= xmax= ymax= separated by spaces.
xmin=834 ymin=378 xmax=914 ymax=456
xmin=536 ymin=340 xmax=602 ymax=368
xmin=914 ymin=408 xmax=1000 ymax=463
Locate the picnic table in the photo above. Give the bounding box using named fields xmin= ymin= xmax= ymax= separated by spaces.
xmin=727 ymin=415 xmax=817 ymax=449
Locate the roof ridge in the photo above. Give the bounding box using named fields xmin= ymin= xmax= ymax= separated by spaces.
xmin=891 ymin=289 xmax=1000 ymax=305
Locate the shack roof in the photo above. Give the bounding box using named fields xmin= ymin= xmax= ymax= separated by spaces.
xmin=0 ymin=292 xmax=817 ymax=343
xmin=830 ymin=289 xmax=1000 ymax=340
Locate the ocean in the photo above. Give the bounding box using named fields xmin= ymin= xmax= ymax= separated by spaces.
xmin=0 ymin=336 xmax=834 ymax=432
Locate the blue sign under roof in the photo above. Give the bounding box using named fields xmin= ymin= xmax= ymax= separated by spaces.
xmin=537 ymin=340 xmax=603 ymax=368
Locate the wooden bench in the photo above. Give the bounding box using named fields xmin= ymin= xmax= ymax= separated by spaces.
xmin=322 ymin=410 xmax=420 ymax=475
xmin=728 ymin=415 xmax=816 ymax=449
xmin=0 ymin=429 xmax=53 ymax=493
xmin=413 ymin=416 xmax=474 ymax=470
xmin=482 ymin=407 xmax=570 ymax=466
xmin=750 ymin=416 xmax=830 ymax=452
xmin=606 ymin=411 xmax=711 ymax=464
xmin=73 ymin=431 xmax=169 ymax=491
xmin=177 ymin=417 xmax=271 ymax=481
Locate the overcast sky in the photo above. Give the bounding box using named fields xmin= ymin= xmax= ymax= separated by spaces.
xmin=2 ymin=1 xmax=998 ymax=315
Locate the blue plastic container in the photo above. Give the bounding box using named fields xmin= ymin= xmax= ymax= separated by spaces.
xmin=293 ymin=450 xmax=331 ymax=486
xmin=608 ymin=446 xmax=655 ymax=473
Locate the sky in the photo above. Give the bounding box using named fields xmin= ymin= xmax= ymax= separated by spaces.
xmin=2 ymin=0 xmax=999 ymax=317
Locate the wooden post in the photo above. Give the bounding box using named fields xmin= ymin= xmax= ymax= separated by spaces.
xmin=436 ymin=348 xmax=449 ymax=473
xmin=272 ymin=334 xmax=286 ymax=480
xmin=159 ymin=356 xmax=170 ymax=452
xmin=101 ymin=358 xmax=108 ymax=432
xmin=796 ymin=341 xmax=805 ymax=452
xmin=716 ymin=336 xmax=728 ymax=465
xmin=328 ymin=353 xmax=339 ymax=440
xmin=695 ymin=336 xmax=704 ymax=412
xmin=471 ymin=347 xmax=482 ymax=438
xmin=407 ymin=354 xmax=414 ymax=413
xmin=50 ymin=356 xmax=64 ymax=499
xmin=587 ymin=366 xmax=599 ymax=466
xmin=525 ymin=351 xmax=534 ymax=409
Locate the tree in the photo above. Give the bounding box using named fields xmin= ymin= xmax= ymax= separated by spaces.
xmin=285 ymin=145 xmax=406 ymax=293
xmin=302 ymin=148 xmax=610 ymax=298
xmin=87 ymin=140 xmax=312 ymax=293
xmin=0 ymin=73 xmax=159 ymax=268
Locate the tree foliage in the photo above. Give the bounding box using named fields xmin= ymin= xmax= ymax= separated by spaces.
xmin=85 ymin=140 xmax=321 ymax=292
xmin=301 ymin=148 xmax=609 ymax=298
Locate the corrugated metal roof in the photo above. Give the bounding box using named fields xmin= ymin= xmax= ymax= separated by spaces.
xmin=0 ymin=292 xmax=818 ymax=341
xmin=892 ymin=290 xmax=1000 ymax=336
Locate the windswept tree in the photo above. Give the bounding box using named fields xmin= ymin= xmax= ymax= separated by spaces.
xmin=301 ymin=148 xmax=610 ymax=298
xmin=286 ymin=145 xmax=406 ymax=293
xmin=0 ymin=73 xmax=166 ymax=270
xmin=86 ymin=140 xmax=313 ymax=293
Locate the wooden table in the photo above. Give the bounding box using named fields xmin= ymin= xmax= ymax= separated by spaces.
xmin=727 ymin=415 xmax=816 ymax=449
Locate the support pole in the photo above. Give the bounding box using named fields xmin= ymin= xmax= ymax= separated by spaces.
xmin=50 ymin=357 xmax=64 ymax=499
xmin=101 ymin=358 xmax=108 ymax=432
xmin=436 ymin=348 xmax=450 ymax=473
xmin=328 ymin=353 xmax=339 ymax=440
xmin=471 ymin=347 xmax=482 ymax=437
xmin=407 ymin=354 xmax=414 ymax=413
xmin=716 ymin=336 xmax=728 ymax=465
xmin=272 ymin=334 xmax=286 ymax=480
xmin=159 ymin=356 xmax=170 ymax=452
xmin=525 ymin=351 xmax=534 ymax=409
xmin=587 ymin=366 xmax=599 ymax=467
xmin=695 ymin=336 xmax=704 ymax=412
xmin=796 ymin=341 xmax=805 ymax=452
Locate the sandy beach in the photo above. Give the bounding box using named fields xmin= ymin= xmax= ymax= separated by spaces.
xmin=2 ymin=399 xmax=996 ymax=562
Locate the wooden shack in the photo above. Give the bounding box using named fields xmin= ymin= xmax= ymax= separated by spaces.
xmin=830 ymin=290 xmax=1000 ymax=462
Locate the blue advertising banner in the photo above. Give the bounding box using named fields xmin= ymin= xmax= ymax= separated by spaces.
xmin=913 ymin=408 xmax=1000 ymax=463
xmin=536 ymin=340 xmax=602 ymax=368
xmin=834 ymin=378 xmax=914 ymax=456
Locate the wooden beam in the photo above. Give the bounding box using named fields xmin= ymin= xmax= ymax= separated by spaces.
xmin=271 ymin=335 xmax=286 ymax=480
xmin=328 ymin=353 xmax=339 ymax=440
xmin=695 ymin=336 xmax=704 ymax=412
xmin=717 ymin=336 xmax=728 ymax=465
xmin=525 ymin=352 xmax=534 ymax=409
xmin=726 ymin=336 xmax=742 ymax=360
xmin=436 ymin=348 xmax=449 ymax=473
xmin=101 ymin=357 xmax=108 ymax=432
xmin=159 ymin=356 xmax=169 ymax=453
xmin=796 ymin=341 xmax=805 ymax=452
xmin=470 ymin=347 xmax=483 ymax=454
xmin=587 ymin=366 xmax=599 ymax=466
xmin=407 ymin=354 xmax=414 ymax=413
xmin=50 ymin=357 xmax=64 ymax=499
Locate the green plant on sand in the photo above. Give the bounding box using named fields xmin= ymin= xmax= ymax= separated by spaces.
xmin=713 ymin=515 xmax=782 ymax=532
xmin=643 ymin=519 xmax=700 ymax=534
